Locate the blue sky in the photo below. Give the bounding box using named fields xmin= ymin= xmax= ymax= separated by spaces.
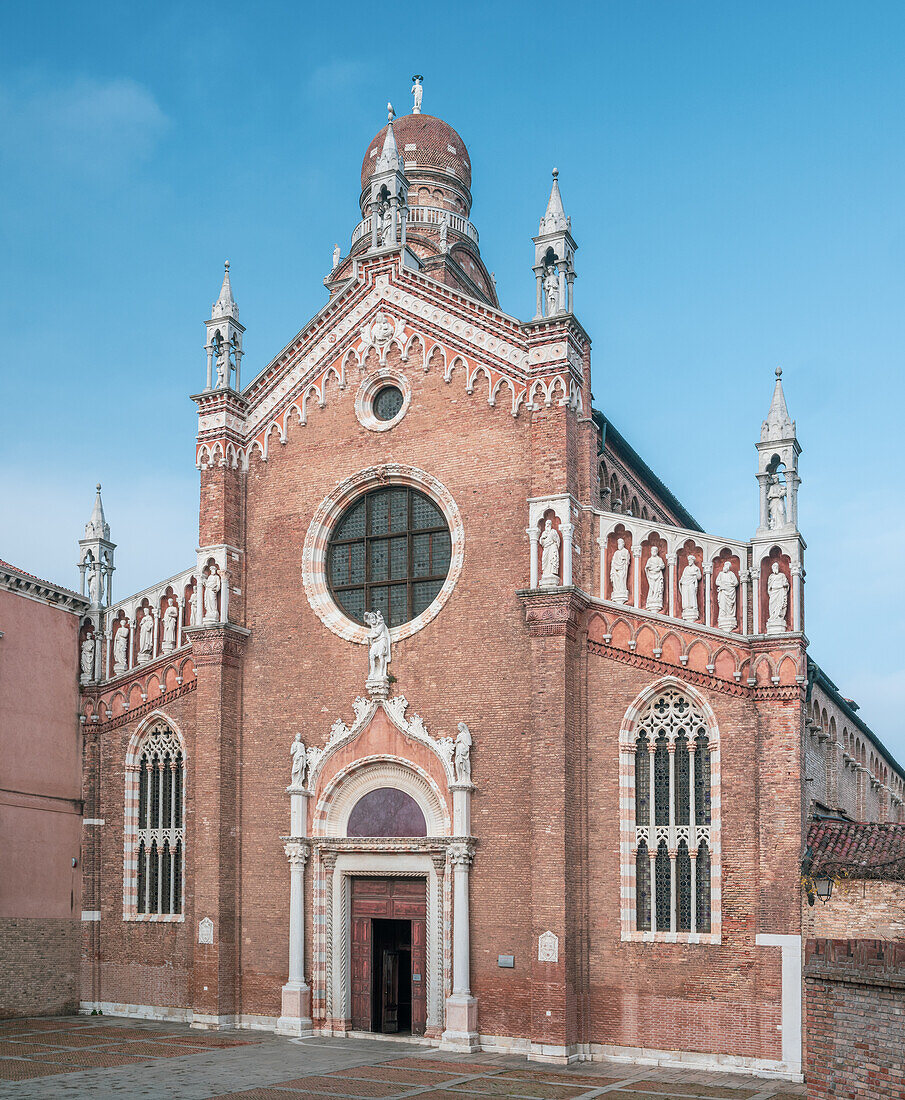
xmin=1 ymin=2 xmax=902 ymax=754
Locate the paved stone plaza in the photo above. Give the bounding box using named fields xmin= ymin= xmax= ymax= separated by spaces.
xmin=0 ymin=1017 xmax=805 ymax=1099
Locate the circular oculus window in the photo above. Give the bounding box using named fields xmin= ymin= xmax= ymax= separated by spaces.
xmin=355 ymin=370 xmax=411 ymax=432
xmin=327 ymin=485 xmax=451 ymax=629
xmin=302 ymin=465 xmax=465 ymax=645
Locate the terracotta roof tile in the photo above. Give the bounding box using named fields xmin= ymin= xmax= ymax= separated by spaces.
xmin=807 ymin=820 xmax=905 ymax=880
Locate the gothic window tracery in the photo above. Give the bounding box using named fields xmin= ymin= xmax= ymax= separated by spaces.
xmin=628 ymin=687 xmax=717 ymax=938
xmin=128 ymin=722 xmax=185 ymax=918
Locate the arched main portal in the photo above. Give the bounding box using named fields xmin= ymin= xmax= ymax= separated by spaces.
xmin=276 ymin=693 xmax=477 ymax=1051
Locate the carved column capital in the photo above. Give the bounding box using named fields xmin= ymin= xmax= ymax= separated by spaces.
xmin=284 ymin=841 xmax=310 ymax=866
xmin=430 ymin=852 xmax=447 ymax=876
xmin=448 ymin=843 xmax=474 ymax=867
xmin=320 ymin=849 xmax=338 ymax=874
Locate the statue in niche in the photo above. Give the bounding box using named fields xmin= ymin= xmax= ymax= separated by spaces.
xmin=454 ymin=722 xmax=472 ymax=783
xmin=766 ymin=562 xmax=790 ymax=633
xmin=767 ymin=473 xmax=787 ymax=530
xmin=290 ymin=733 xmax=307 ymax=789
xmin=539 ymin=519 xmax=561 ymax=586
xmin=610 ymin=538 xmax=630 ymax=603
xmin=80 ymin=635 xmax=95 ymax=680
xmin=716 ymin=561 xmax=739 ymax=631
xmin=644 ymin=546 xmax=665 ymax=611
xmin=378 ymin=200 xmax=395 ymax=246
xmin=190 ymin=582 xmax=200 ymax=627
xmin=364 ymin=609 xmax=391 ymax=687
xmin=543 ymin=262 xmax=560 ymax=315
xmin=203 ymin=565 xmax=221 ymax=623
xmin=138 ymin=610 xmax=154 ymax=663
xmin=88 ymin=567 xmax=100 ymax=606
xmin=332 ymin=243 xmax=341 ymax=269
xmin=113 ymin=621 xmax=129 ymax=674
xmin=162 ymin=597 xmax=179 ymax=653
xmin=679 ymin=554 xmax=702 ymax=621
xmin=215 ymin=339 xmax=228 ymax=388
xmin=411 ymin=75 xmax=423 ymax=114
xmin=439 ymin=212 xmax=449 ymax=253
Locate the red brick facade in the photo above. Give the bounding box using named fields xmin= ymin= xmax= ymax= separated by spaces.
xmin=805 ymin=939 xmax=905 ymax=1099
xmin=67 ymin=104 xmax=905 ymax=1081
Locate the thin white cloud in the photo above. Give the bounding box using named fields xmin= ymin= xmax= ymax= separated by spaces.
xmin=0 ymin=72 xmax=169 ymax=179
xmin=306 ymin=59 xmax=371 ymax=100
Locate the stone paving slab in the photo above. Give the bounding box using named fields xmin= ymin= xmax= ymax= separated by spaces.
xmin=0 ymin=1018 xmax=807 ymax=1100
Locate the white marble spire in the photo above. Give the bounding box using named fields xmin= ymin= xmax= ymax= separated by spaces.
xmin=761 ymin=366 xmax=795 ymax=441
xmin=539 ymin=168 xmax=570 ymax=234
xmin=85 ymin=483 xmax=110 ymax=540
xmin=375 ymin=106 xmax=400 ymax=174
xmin=211 ymin=260 xmax=239 ymax=321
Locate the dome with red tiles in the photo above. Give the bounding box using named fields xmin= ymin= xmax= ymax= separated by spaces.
xmin=360 ymin=113 xmax=471 ymax=192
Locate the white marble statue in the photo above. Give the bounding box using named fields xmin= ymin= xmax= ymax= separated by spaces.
xmin=644 ymin=546 xmax=665 ymax=612
xmin=679 ymin=555 xmax=702 ymax=621
xmin=332 ymin=243 xmax=341 ymax=269
xmin=80 ymin=635 xmax=95 ymax=679
xmin=290 ymin=733 xmax=307 ymax=789
xmin=767 ymin=474 xmax=787 ymax=530
xmin=716 ymin=561 xmax=739 ymax=631
xmin=439 ymin=212 xmax=449 ymax=253
xmin=203 ymin=565 xmax=221 ymax=623
xmin=215 ymin=341 xmax=228 ymax=388
xmin=610 ymin=538 xmax=631 ymax=603
xmin=379 ymin=201 xmax=395 ymax=246
xmin=162 ymin=597 xmax=179 ymax=653
xmin=364 ymin=609 xmax=391 ymax=686
xmin=539 ymin=519 xmax=561 ymax=586
xmin=454 ymin=722 xmax=472 ymax=784
xmin=88 ymin=568 xmax=100 ymax=606
xmin=766 ymin=562 xmax=790 ymax=633
xmin=113 ymin=621 xmax=129 ymax=674
xmin=190 ymin=582 xmax=200 ymax=627
xmin=138 ymin=610 xmax=154 ymax=663
xmin=543 ymin=263 xmax=560 ymax=315
xmin=411 ymin=75 xmax=423 ymax=114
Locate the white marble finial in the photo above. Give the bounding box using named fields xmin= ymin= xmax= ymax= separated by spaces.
xmin=775 ymin=365 xmax=782 ymax=379
xmin=387 ymin=101 xmax=395 ymax=123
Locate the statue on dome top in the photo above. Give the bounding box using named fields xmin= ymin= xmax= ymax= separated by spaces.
xmin=411 ymin=75 xmax=423 ymax=114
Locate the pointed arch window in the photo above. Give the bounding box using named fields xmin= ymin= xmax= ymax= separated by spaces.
xmin=621 ymin=686 xmax=721 ymax=943
xmin=125 ymin=721 xmax=185 ymax=920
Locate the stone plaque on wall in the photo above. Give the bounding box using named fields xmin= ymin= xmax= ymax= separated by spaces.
xmin=198 ymin=917 xmax=214 ymax=945
xmin=538 ymin=930 xmax=559 ymax=963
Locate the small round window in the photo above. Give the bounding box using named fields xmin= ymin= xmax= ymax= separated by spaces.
xmin=327 ymin=486 xmax=452 ymax=628
xmin=373 ymin=384 xmax=404 ymax=422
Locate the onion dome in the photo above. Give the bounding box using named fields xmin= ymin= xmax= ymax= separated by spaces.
xmin=361 ymin=113 xmax=471 ymax=192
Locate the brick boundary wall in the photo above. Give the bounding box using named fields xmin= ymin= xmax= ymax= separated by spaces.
xmin=804 ymin=938 xmax=905 ymax=1099
xmin=0 ymin=918 xmax=80 ymax=1018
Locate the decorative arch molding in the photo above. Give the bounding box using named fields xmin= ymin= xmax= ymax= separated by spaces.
xmin=302 ymin=464 xmax=465 ymax=646
xmin=315 ymin=755 xmax=450 ymax=838
xmin=306 ymin=693 xmax=458 ymax=794
xmin=618 ymin=677 xmax=722 ymax=946
xmin=196 ymin=273 xmax=587 ymax=469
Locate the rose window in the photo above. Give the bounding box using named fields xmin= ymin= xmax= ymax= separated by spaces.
xmin=327 ymin=486 xmax=452 ymax=628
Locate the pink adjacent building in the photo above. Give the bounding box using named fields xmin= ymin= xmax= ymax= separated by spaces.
xmin=0 ymin=559 xmax=87 ymax=1017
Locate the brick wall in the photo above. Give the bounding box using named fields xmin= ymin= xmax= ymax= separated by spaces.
xmin=803 ymin=878 xmax=905 ymax=941
xmin=805 ymin=938 xmax=905 ymax=1099
xmin=0 ymin=919 xmax=80 ymax=1018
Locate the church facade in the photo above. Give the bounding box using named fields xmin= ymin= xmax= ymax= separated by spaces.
xmin=72 ymin=92 xmax=905 ymax=1078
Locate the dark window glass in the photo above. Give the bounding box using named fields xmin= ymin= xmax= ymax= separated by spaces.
xmin=655 ymin=841 xmax=671 ymax=931
xmin=327 ymin=487 xmax=451 ymax=627
xmin=677 ymin=841 xmax=692 ymax=931
xmin=635 ymin=842 xmax=651 ymax=932
xmin=634 ymin=734 xmax=649 ymax=825
xmin=696 ymin=841 xmax=711 ymax=932
xmin=654 ymin=735 xmax=670 ymax=826
xmin=695 ymin=732 xmax=711 ymax=826
xmin=674 ymin=734 xmax=690 ymax=826
xmin=373 ymin=385 xmax=404 ymax=421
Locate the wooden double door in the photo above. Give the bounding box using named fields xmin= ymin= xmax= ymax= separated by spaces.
xmin=350 ymin=877 xmax=427 ymax=1035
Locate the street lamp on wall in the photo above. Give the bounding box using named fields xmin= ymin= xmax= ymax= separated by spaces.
xmin=812 ymin=876 xmax=834 ymax=903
